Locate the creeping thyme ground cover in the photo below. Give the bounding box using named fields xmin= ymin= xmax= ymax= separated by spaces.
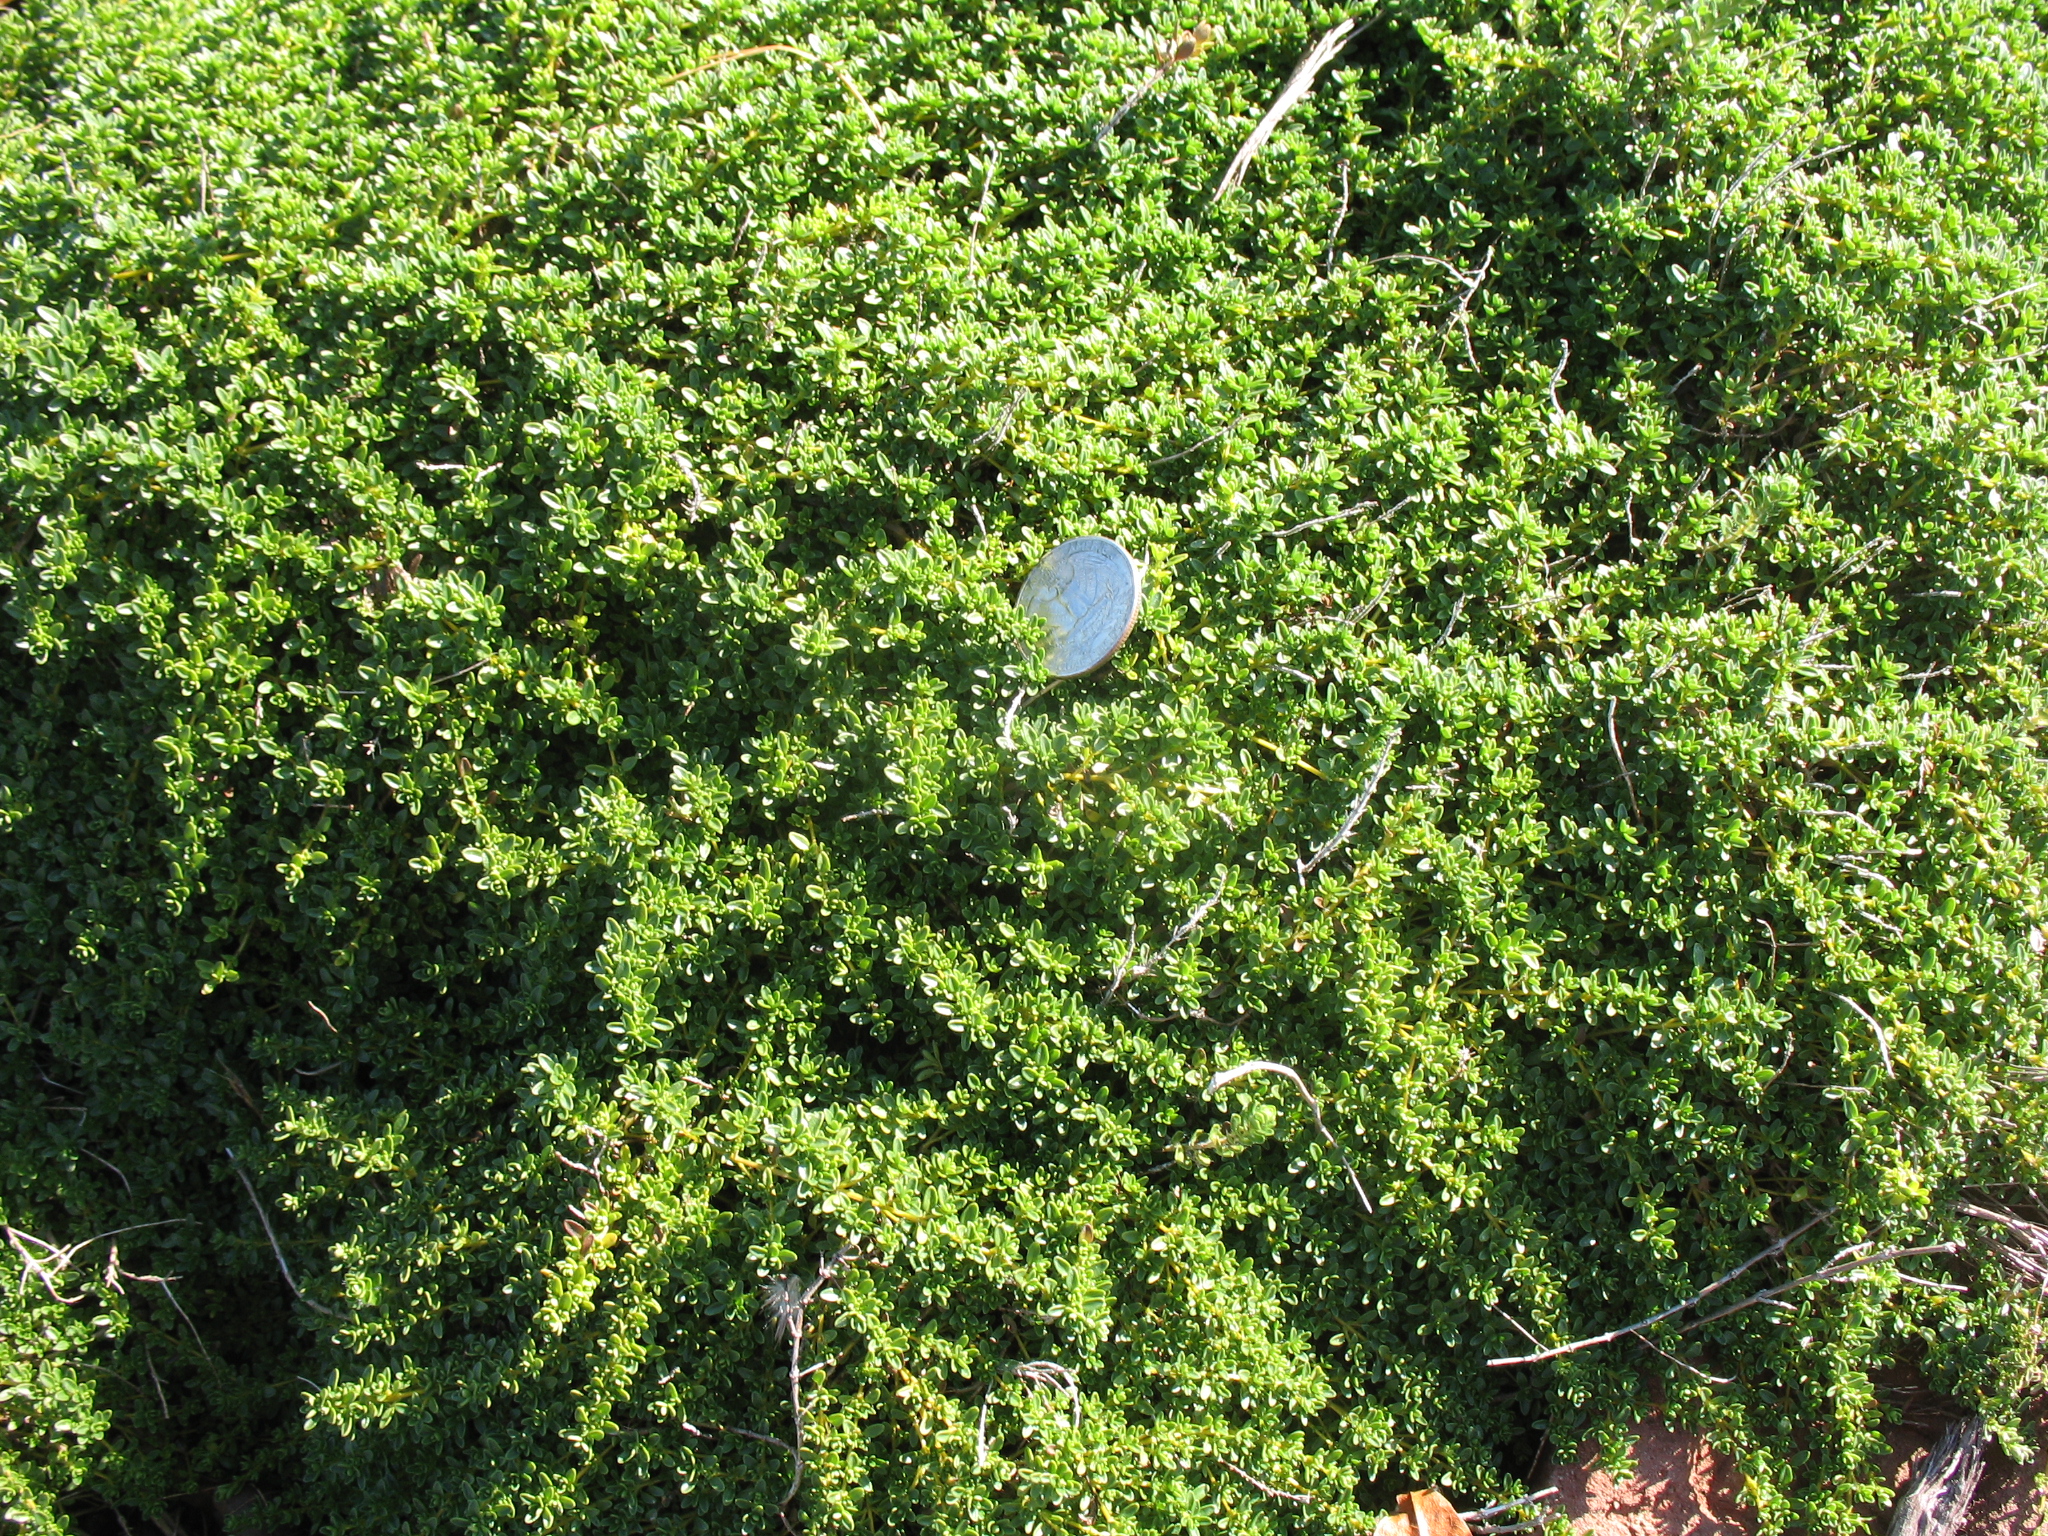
xmin=4 ymin=0 xmax=2048 ymax=1529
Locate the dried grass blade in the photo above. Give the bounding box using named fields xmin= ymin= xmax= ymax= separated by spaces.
xmin=1213 ymin=19 xmax=1359 ymax=199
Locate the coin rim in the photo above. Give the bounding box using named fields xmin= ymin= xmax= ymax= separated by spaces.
xmin=1017 ymin=534 xmax=1143 ymax=678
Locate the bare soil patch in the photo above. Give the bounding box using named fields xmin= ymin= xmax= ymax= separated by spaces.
xmin=1549 ymin=1416 xmax=2046 ymax=1536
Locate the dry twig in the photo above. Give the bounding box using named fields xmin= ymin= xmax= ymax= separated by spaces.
xmin=6 ymin=1219 xmax=187 ymax=1304
xmin=998 ymin=682 xmax=1058 ymax=749
xmin=1223 ymin=1458 xmax=1312 ymax=1503
xmin=157 ymin=1278 xmax=211 ymax=1364
xmin=1012 ymin=1359 xmax=1082 ymax=1427
xmin=1325 ymin=160 xmax=1352 ymax=271
xmin=1208 ymin=1061 xmax=1374 ymax=1214
xmin=1112 ymin=870 xmax=1229 ymax=993
xmin=1679 ymin=1240 xmax=1961 ymax=1330
xmin=1958 ymin=1200 xmax=2048 ymax=1293
xmin=1440 ymin=245 xmax=1496 ymax=370
xmin=667 ymin=44 xmax=883 ymax=138
xmin=1546 ymin=339 xmax=1571 ymax=416
xmin=1636 ymin=1332 xmax=1735 ymax=1385
xmin=1828 ymin=991 xmax=1896 ymax=1077
xmin=1144 ymin=409 xmax=1253 ymax=467
xmin=1487 ymin=1208 xmax=1833 ymax=1366
xmin=1297 ymin=732 xmax=1400 ymax=884
xmin=760 ymin=1245 xmax=856 ymax=1510
xmin=1270 ymin=493 xmax=1416 ymax=542
xmin=81 ymin=1149 xmax=132 ymax=1194
xmin=228 ymin=1151 xmax=341 ymax=1317
xmin=1460 ymin=1488 xmax=1560 ymax=1524
xmin=975 ymin=1358 xmax=1083 ymax=1471
xmin=1606 ymin=697 xmax=1641 ymax=821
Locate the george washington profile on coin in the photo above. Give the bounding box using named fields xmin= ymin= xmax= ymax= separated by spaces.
xmin=1016 ymin=535 xmax=1142 ymax=677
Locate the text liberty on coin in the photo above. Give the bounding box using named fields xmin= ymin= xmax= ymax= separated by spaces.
xmin=1016 ymin=536 xmax=1142 ymax=677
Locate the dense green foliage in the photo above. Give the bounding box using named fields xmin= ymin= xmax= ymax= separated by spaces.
xmin=4 ymin=0 xmax=2048 ymax=1528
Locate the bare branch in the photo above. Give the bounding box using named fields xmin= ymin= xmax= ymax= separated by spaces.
xmin=1144 ymin=410 xmax=1255 ymax=467
xmin=1089 ymin=51 xmax=1171 ymax=144
xmin=667 ymin=44 xmax=883 ymax=138
xmin=7 ymin=1226 xmax=87 ymax=1303
xmin=1114 ymin=870 xmax=1229 ymax=993
xmin=1012 ymin=1359 xmax=1081 ymax=1427
xmin=683 ymin=1420 xmax=794 ymax=1453
xmin=1460 ymin=1488 xmax=1559 ymax=1522
xmin=1207 ymin=1061 xmax=1374 ymax=1215
xmin=1487 ymin=1207 xmax=1833 ymax=1366
xmin=1223 ymin=1459 xmax=1312 ymax=1504
xmin=1547 ymin=339 xmax=1571 ymax=417
xmin=1958 ymin=1201 xmax=2048 ymax=1293
xmin=1680 ymin=1241 xmax=1960 ymax=1331
xmin=999 ymin=683 xmax=1058 ymax=749
xmin=228 ymin=1152 xmax=341 ymax=1318
xmin=1439 ymin=245 xmax=1495 ymax=369
xmin=1271 ymin=494 xmax=1417 ymax=542
xmin=1487 ymin=1304 xmax=1546 ymax=1351
xmin=1324 ymin=160 xmax=1352 ymax=272
xmin=81 ymin=1150 xmax=132 ymax=1194
xmin=143 ymin=1343 xmax=169 ymax=1419
xmin=1439 ymin=594 xmax=1467 ymax=645
xmin=1297 ymin=733 xmax=1400 ymax=884
xmin=156 ymin=1278 xmax=211 ymax=1363
xmin=1606 ymin=697 xmax=1641 ymax=821
xmin=1828 ymin=992 xmax=1896 ymax=1077
xmin=1636 ymin=1333 xmax=1735 ymax=1385
xmin=761 ymin=1244 xmax=857 ymax=1509
xmin=6 ymin=1219 xmax=188 ymax=1305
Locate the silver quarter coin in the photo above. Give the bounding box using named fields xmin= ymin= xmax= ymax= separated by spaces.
xmin=1016 ymin=535 xmax=1142 ymax=677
